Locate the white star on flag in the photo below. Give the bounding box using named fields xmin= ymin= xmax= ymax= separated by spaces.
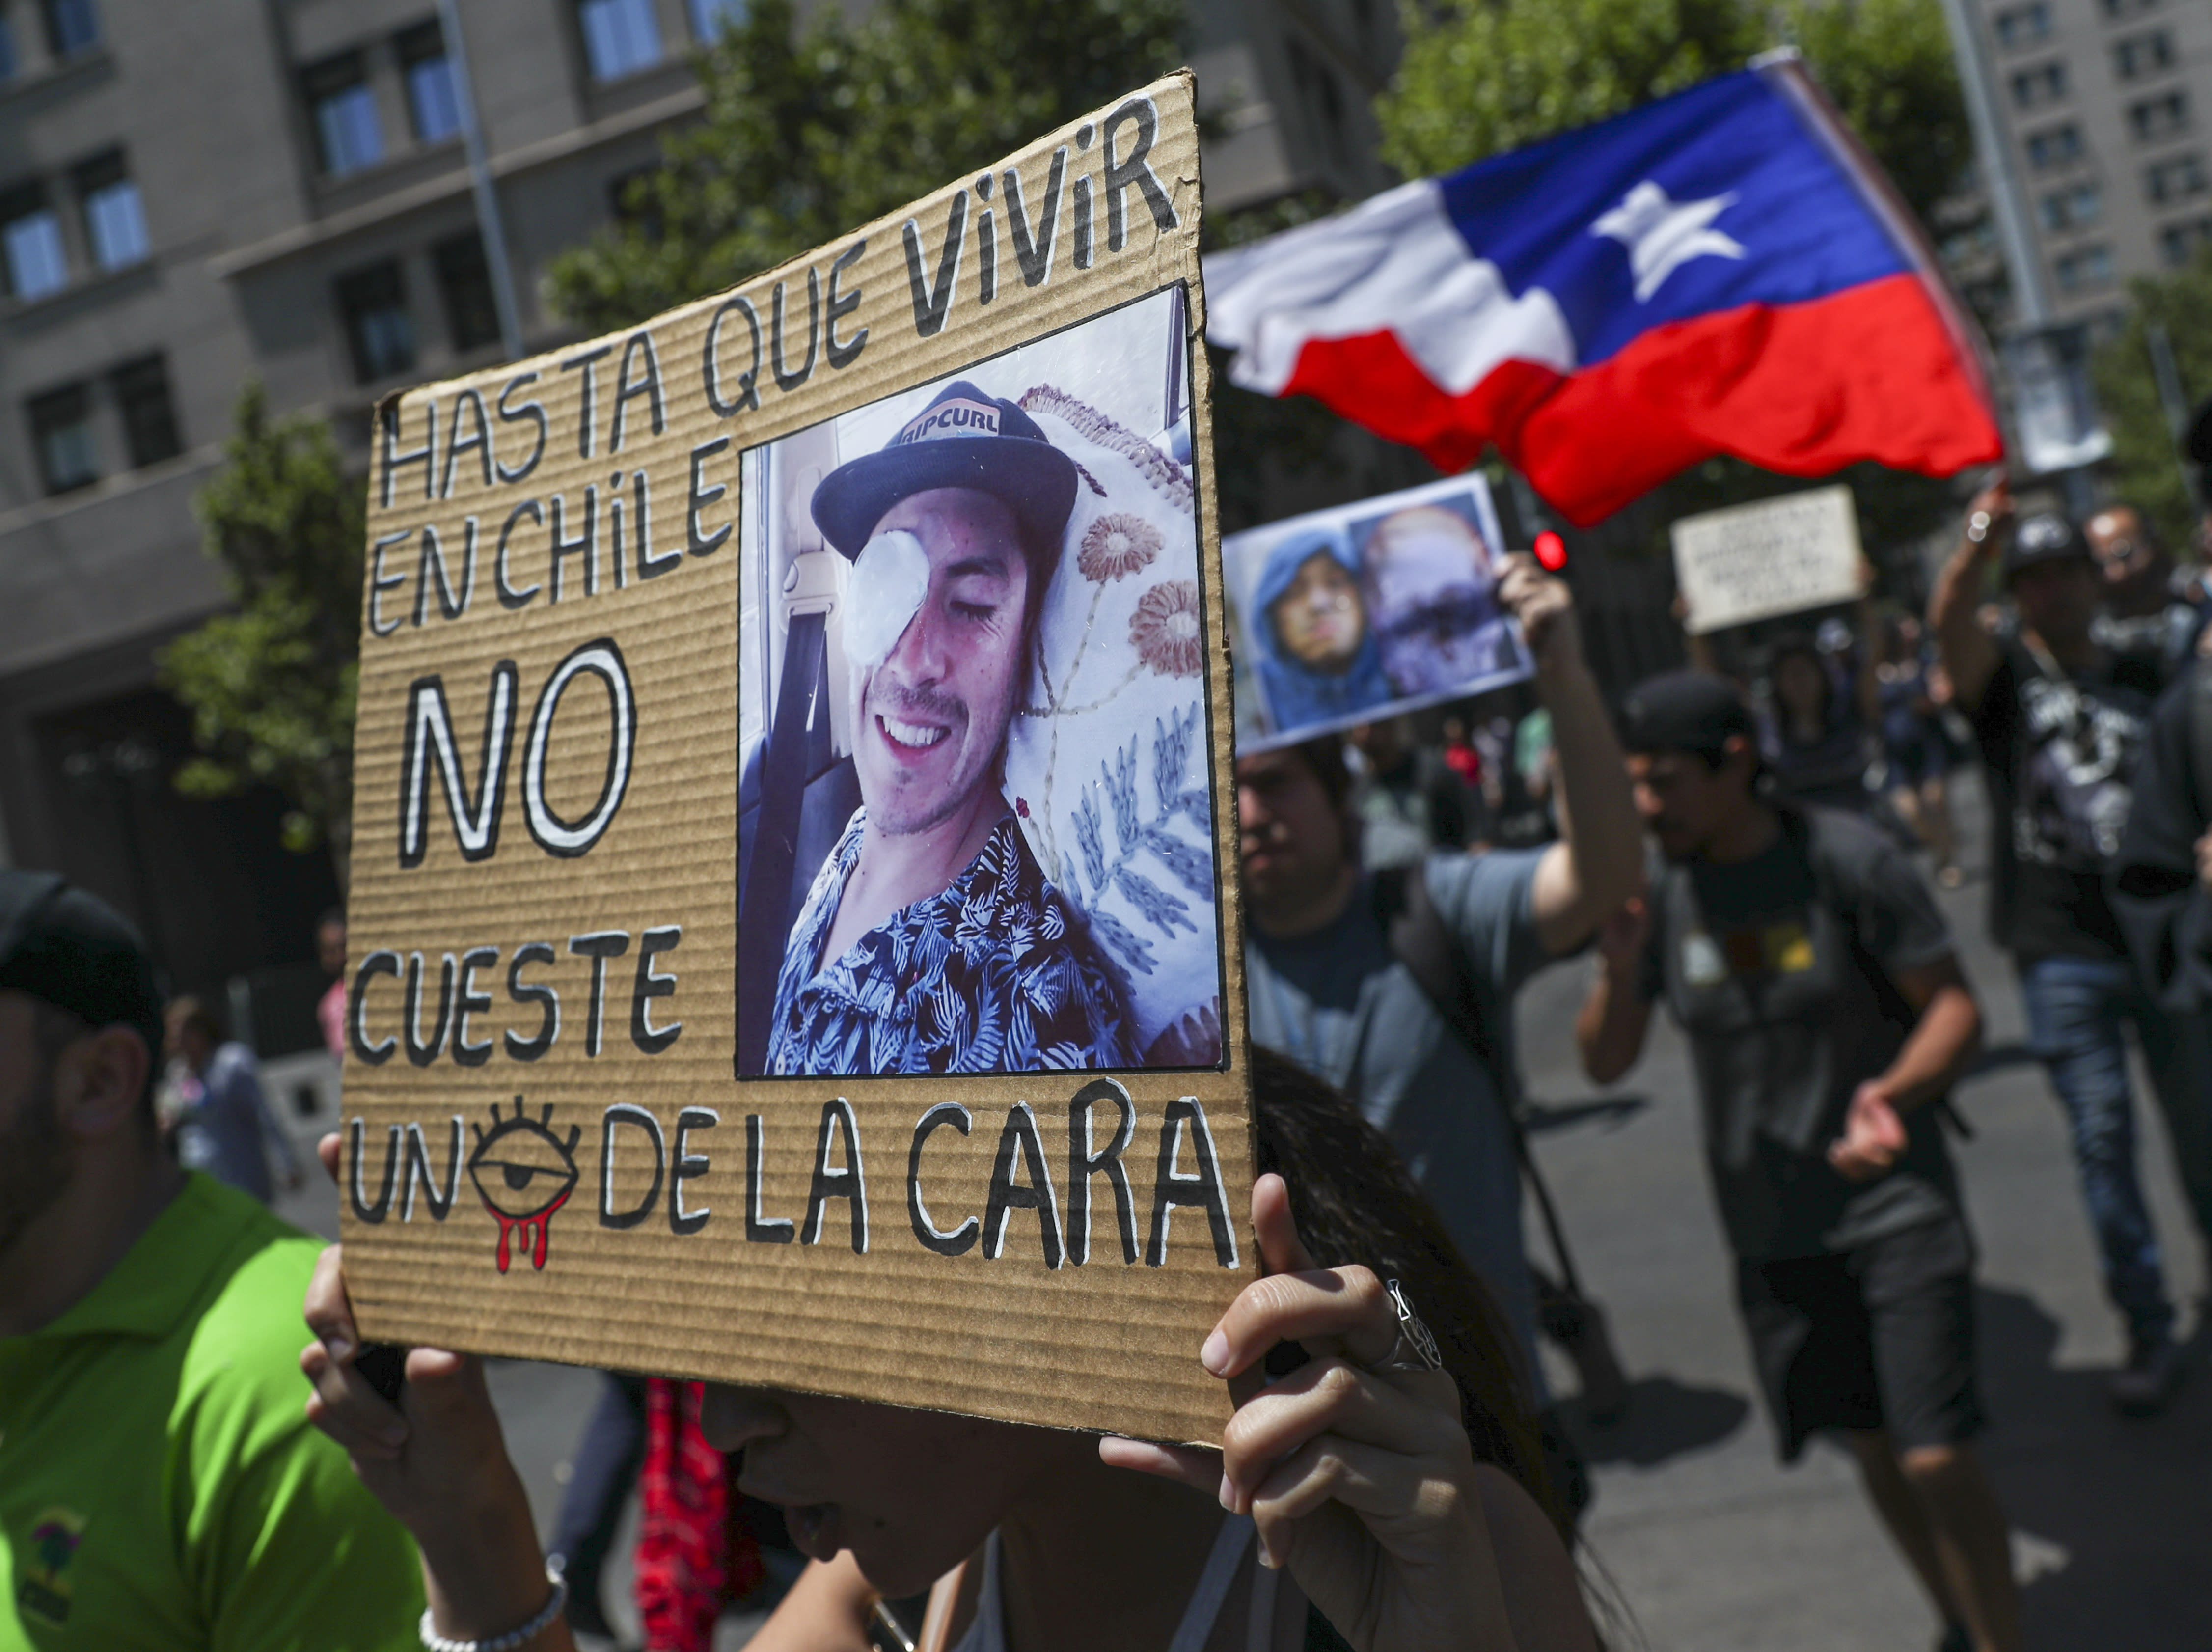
xmin=1592 ymin=181 xmax=1746 ymax=302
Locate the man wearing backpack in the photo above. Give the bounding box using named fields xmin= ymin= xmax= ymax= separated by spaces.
xmin=1931 ymin=483 xmax=2207 ymax=1414
xmin=1576 ymin=671 xmax=2018 ymax=1652
xmin=1237 ymin=551 xmax=1643 ymax=1492
xmin=2112 ymin=652 xmax=2212 ymax=1253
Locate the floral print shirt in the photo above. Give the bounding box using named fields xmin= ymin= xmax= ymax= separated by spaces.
xmin=766 ymin=808 xmax=1140 ymax=1076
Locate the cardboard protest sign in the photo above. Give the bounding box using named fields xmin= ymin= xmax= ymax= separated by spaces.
xmin=338 ymin=73 xmax=1254 ymax=1445
xmin=1222 ymin=474 xmax=1530 ymax=752
xmin=1670 ymin=484 xmax=1863 ymax=634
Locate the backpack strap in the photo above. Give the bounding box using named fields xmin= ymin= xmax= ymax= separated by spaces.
xmin=1788 ymin=807 xmax=1973 ymax=1140
xmin=2189 ymin=659 xmax=2212 ymax=822
xmin=1369 ymin=864 xmax=1505 ymax=1101
xmin=1371 ymin=862 xmax=1585 ymax=1297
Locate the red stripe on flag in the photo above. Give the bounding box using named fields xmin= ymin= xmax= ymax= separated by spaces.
xmin=1275 ymin=272 xmax=2001 ymax=526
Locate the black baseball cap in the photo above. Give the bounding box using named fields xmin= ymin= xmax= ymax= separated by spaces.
xmin=1620 ymin=671 xmax=1758 ymax=762
xmin=811 ymin=381 xmax=1079 ymax=574
xmin=0 ymin=870 xmax=163 ymax=1063
xmin=2001 ymin=511 xmax=2091 ymax=583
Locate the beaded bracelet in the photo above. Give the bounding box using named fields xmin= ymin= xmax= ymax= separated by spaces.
xmin=417 ymin=1565 xmax=567 ymax=1652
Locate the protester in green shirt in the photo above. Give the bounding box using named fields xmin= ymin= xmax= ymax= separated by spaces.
xmin=0 ymin=871 xmax=422 ymax=1652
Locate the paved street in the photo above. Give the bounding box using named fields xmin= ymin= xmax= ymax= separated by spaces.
xmin=1518 ymin=771 xmax=2212 ymax=1652
xmin=276 ymin=776 xmax=2211 ymax=1652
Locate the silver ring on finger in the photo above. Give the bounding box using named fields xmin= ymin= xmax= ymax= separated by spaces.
xmin=1373 ymin=1278 xmax=1445 ymax=1374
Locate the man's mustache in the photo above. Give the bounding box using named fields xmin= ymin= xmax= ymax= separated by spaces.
xmin=869 ymin=676 xmax=968 ymax=729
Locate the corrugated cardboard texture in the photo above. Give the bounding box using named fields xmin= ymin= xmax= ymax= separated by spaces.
xmin=340 ymin=73 xmax=1255 ymax=1445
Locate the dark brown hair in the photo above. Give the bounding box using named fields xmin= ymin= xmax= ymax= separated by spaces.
xmin=1287 ymin=734 xmax=1356 ymax=814
xmin=1249 ymin=1045 xmax=1563 ymax=1537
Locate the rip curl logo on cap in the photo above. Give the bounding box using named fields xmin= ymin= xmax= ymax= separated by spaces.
xmin=894 ymin=398 xmax=1001 ymax=446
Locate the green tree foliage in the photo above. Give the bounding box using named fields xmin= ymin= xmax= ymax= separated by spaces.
xmin=157 ymin=383 xmax=363 ymax=882
xmin=546 ymin=0 xmax=1185 ymax=332
xmin=1379 ymin=0 xmax=1968 ymax=224
xmin=2090 ymin=250 xmax=2212 ymax=553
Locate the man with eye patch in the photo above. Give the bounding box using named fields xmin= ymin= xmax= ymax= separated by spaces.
xmin=764 ymin=382 xmax=1139 ymax=1077
xmin=0 ymin=870 xmax=422 ymax=1650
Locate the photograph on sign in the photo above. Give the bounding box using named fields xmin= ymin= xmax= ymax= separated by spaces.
xmin=736 ymin=287 xmax=1223 ymax=1077
xmin=333 ymin=74 xmax=1259 ymax=1447
xmin=1221 ymin=474 xmax=1529 ymax=751
xmin=1670 ymin=484 xmax=1864 ymax=634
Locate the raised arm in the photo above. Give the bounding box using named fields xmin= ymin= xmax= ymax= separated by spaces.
xmin=299 ymin=1133 xmax=578 ymax=1652
xmin=1928 ymin=480 xmax=2011 ymax=719
xmin=1497 ymin=555 xmax=1645 ymax=955
xmin=1673 ymin=592 xmax=1721 ymax=677
xmin=1576 ymin=898 xmax=1654 ymax=1085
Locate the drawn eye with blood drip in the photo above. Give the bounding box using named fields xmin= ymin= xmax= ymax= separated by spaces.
xmin=468 ymin=1099 xmax=582 ymax=1273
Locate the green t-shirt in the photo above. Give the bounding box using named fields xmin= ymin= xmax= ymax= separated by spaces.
xmin=0 ymin=1174 xmax=423 ymax=1651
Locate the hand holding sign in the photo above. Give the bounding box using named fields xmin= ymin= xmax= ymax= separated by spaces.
xmin=1495 ymin=551 xmax=1580 ymax=683
xmin=340 ymin=71 xmax=1251 ymax=1451
xmin=300 ymin=1131 xmax=553 ymax=1648
xmin=1101 ymin=1174 xmax=1594 ymax=1652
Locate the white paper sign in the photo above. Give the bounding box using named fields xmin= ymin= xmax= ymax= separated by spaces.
xmin=1670 ymin=485 xmax=1863 ymax=634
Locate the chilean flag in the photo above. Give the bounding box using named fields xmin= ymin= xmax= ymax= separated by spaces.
xmin=1204 ymin=60 xmax=2002 ymax=526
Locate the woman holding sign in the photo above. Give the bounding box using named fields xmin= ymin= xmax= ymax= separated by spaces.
xmin=299 ymin=1051 xmax=1598 ymax=1652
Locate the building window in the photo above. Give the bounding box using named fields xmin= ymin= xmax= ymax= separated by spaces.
xmin=1993 ymin=2 xmax=2050 ymax=48
xmin=0 ymin=8 xmax=17 ymax=81
xmin=1285 ymin=36 xmax=1349 ymax=167
xmin=578 ymin=0 xmax=662 ymax=80
xmin=109 ymin=355 xmax=180 ymax=467
xmin=2113 ymin=30 xmax=2175 ymax=79
xmin=2130 ymin=90 xmax=2189 ymax=142
xmin=336 ymin=261 xmax=415 ymax=383
xmin=2039 ymin=182 xmax=2102 ymax=231
xmin=1939 ymin=218 xmax=1997 ymax=263
xmin=2159 ymin=216 xmax=2212 ymax=266
xmin=2011 ymin=62 xmax=2067 ymax=109
xmin=1 ymin=184 xmax=67 ymax=300
xmin=27 ymin=383 xmax=97 ymax=494
xmin=2146 ymin=153 xmax=2207 ymax=204
xmin=433 ymin=232 xmax=500 ymax=352
xmin=39 ymin=0 xmax=95 ymax=56
xmin=398 ymin=22 xmax=461 ymax=145
xmin=2053 ymin=244 xmax=2114 ymax=291
xmin=304 ymin=53 xmax=384 ymax=176
xmin=76 ymin=152 xmax=147 ymax=270
xmin=2025 ymin=124 xmax=2084 ymax=169
xmin=2098 ymin=0 xmax=2158 ymax=18
xmin=687 ymin=0 xmax=744 ymax=41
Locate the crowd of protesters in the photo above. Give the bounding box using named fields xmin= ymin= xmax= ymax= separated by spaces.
xmin=7 ymin=432 xmax=2212 ymax=1652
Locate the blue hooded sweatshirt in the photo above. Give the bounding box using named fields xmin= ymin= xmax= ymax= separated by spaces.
xmin=1250 ymin=527 xmax=1395 ymax=736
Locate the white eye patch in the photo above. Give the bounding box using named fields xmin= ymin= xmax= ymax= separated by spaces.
xmin=844 ymin=529 xmax=931 ymax=673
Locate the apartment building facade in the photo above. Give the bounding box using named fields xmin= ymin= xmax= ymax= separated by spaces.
xmin=0 ymin=0 xmax=1396 ymax=1011
xmin=1966 ymin=0 xmax=2212 ymax=324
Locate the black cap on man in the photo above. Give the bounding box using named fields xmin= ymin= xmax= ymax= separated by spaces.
xmin=0 ymin=870 xmax=163 ymax=1082
xmin=812 ymin=380 xmax=1078 ymax=603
